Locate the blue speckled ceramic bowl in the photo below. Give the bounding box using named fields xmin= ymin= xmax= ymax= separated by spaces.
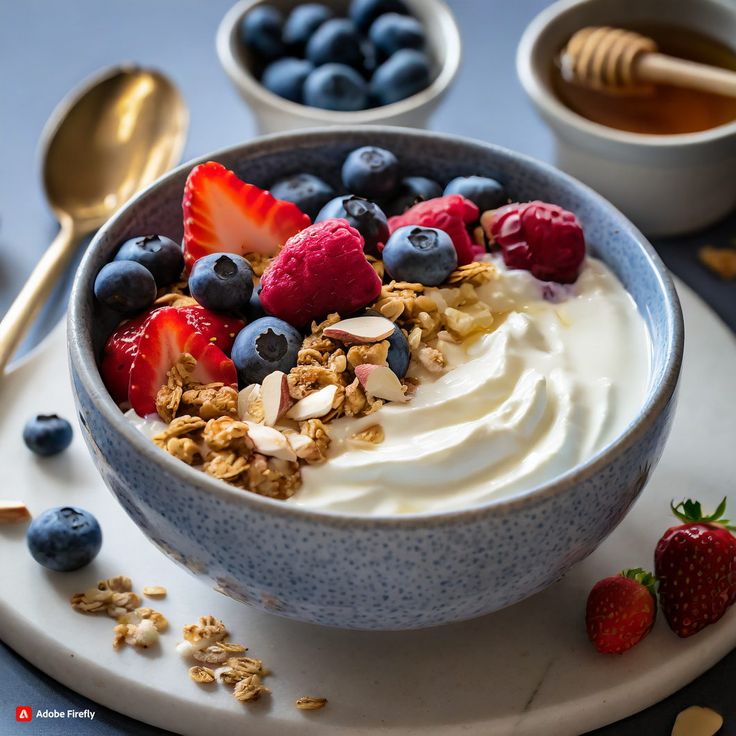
xmin=68 ymin=127 xmax=683 ymax=630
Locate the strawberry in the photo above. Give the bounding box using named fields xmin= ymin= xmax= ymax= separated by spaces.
xmin=128 ymin=307 xmax=237 ymax=416
xmin=178 ymin=306 xmax=245 ymax=354
xmin=655 ymin=498 xmax=736 ymax=638
xmin=100 ymin=309 xmax=154 ymax=404
xmin=100 ymin=306 xmax=244 ymax=405
xmin=387 ymin=195 xmax=479 ymax=266
xmin=586 ymin=568 xmax=657 ymax=654
xmin=182 ymin=161 xmax=311 ymax=271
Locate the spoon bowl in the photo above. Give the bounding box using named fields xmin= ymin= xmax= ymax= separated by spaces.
xmin=0 ymin=65 xmax=188 ymax=373
xmin=43 ymin=67 xmax=187 ymax=228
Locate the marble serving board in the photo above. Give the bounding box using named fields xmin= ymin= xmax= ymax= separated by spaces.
xmin=1 ymin=280 xmax=735 ymax=736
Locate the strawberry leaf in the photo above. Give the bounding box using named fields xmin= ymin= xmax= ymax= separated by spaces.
xmin=671 ymin=497 xmax=733 ymax=530
xmin=620 ymin=568 xmax=658 ymax=598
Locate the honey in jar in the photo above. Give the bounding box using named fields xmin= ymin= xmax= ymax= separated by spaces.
xmin=551 ymin=24 xmax=736 ymax=135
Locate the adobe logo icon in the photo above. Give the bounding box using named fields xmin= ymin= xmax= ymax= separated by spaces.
xmin=15 ymin=706 xmax=33 ymax=722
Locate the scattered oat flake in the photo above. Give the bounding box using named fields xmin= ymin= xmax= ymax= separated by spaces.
xmin=189 ymin=666 xmax=216 ymax=684
xmin=0 ymin=501 xmax=31 ymax=523
xmin=671 ymin=706 xmax=723 ymax=736
xmin=232 ymin=674 xmax=269 ymax=703
xmin=296 ymin=696 xmax=327 ymax=711
xmin=143 ymin=586 xmax=167 ymax=598
xmin=698 ymin=245 xmax=736 ymax=279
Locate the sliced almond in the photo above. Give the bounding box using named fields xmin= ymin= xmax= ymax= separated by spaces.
xmin=237 ymin=384 xmax=262 ymax=422
xmin=142 ymin=586 xmax=167 ymax=598
xmin=245 ymin=422 xmax=296 ymax=461
xmin=0 ymin=501 xmax=31 ymax=523
xmin=354 ymin=364 xmax=408 ymax=403
xmin=261 ymin=371 xmax=292 ymax=426
xmin=323 ymin=315 xmax=395 ymax=344
xmin=671 ymin=706 xmax=723 ymax=736
xmin=286 ymin=385 xmax=338 ymax=421
xmin=285 ymin=433 xmax=317 ymax=459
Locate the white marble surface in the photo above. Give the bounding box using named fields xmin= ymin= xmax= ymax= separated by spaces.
xmin=0 ymin=280 xmax=734 ymax=736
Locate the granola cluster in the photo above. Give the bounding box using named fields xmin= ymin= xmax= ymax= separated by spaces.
xmin=70 ymin=576 xmax=168 ymax=649
xmin=149 ymin=253 xmax=500 ymax=500
xmin=178 ymin=615 xmax=270 ymax=704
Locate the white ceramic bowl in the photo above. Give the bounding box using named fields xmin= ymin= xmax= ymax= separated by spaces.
xmin=216 ymin=0 xmax=461 ymax=133
xmin=517 ymin=0 xmax=736 ymax=237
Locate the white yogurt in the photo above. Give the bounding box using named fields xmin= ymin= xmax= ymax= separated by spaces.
xmin=127 ymin=256 xmax=651 ymax=516
xmin=290 ymin=257 xmax=651 ymax=515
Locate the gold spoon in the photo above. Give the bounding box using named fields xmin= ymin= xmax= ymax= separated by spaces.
xmin=0 ymin=65 xmax=188 ymax=373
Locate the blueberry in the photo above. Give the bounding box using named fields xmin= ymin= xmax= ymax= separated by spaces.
xmin=239 ymin=4 xmax=284 ymax=61
xmin=189 ymin=253 xmax=254 ymax=314
xmin=261 ymin=57 xmax=314 ymax=103
xmin=304 ymin=64 xmax=368 ymax=111
xmin=342 ymin=146 xmax=400 ymax=201
xmin=349 ymin=0 xmax=410 ymax=32
xmin=443 ymin=176 xmax=508 ymax=212
xmin=27 ymin=506 xmax=102 ymax=572
xmin=245 ymin=283 xmax=268 ymax=322
xmin=94 ymin=260 xmax=156 ymax=314
xmin=283 ymin=3 xmax=334 ymax=52
xmin=231 ymin=317 xmax=302 ymax=385
xmin=23 ymin=414 xmax=73 ymax=456
xmin=270 ymin=172 xmax=335 ymax=220
xmin=316 ymin=195 xmax=389 ymax=256
xmin=114 ymin=234 xmax=184 ymax=287
xmin=306 ymin=18 xmax=364 ymax=68
xmin=385 ymin=176 xmax=442 ymax=216
xmin=382 ymin=225 xmax=457 ymax=286
xmin=369 ymin=13 xmax=425 ymax=56
xmin=386 ymin=323 xmax=410 ymax=377
xmin=370 ymin=48 xmax=431 ymax=105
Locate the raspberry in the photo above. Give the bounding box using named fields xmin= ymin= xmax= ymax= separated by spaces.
xmin=260 ymin=219 xmax=382 ymax=327
xmin=490 ymin=201 xmax=586 ymax=283
xmin=387 ymin=195 xmax=479 ymax=266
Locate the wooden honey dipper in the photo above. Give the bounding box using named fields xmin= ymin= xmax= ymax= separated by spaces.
xmin=560 ymin=26 xmax=736 ymax=97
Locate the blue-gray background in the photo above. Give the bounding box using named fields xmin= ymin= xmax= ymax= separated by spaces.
xmin=0 ymin=1 xmax=734 ymax=734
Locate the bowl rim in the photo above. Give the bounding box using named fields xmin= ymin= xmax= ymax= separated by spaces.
xmin=68 ymin=125 xmax=684 ymax=527
xmin=516 ymin=0 xmax=736 ymax=148
xmin=215 ymin=0 xmax=462 ymax=123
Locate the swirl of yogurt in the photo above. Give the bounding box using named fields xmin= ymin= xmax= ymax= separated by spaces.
xmin=290 ymin=257 xmax=650 ymax=515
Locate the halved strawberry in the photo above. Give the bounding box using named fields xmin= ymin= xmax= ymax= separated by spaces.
xmin=128 ymin=307 xmax=237 ymax=417
xmin=182 ymin=161 xmax=311 ymax=271
xmin=100 ymin=306 xmax=244 ymax=405
xmin=178 ymin=305 xmax=245 ymax=354
xmin=100 ymin=309 xmax=155 ymax=404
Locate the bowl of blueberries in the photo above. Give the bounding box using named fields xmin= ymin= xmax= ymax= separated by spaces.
xmin=216 ymin=0 xmax=461 ymax=132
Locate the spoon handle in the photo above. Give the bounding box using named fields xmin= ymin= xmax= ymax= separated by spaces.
xmin=0 ymin=217 xmax=81 ymax=374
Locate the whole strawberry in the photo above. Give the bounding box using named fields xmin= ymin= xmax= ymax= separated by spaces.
xmin=655 ymin=498 xmax=736 ymax=638
xmin=586 ymin=568 xmax=657 ymax=654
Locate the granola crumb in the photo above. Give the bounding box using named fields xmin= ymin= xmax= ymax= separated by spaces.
xmin=189 ymin=665 xmax=216 ymax=683
xmin=0 ymin=501 xmax=31 ymax=523
xmin=70 ymin=576 xmax=141 ymax=618
xmin=112 ymin=609 xmax=165 ymax=649
xmin=232 ymin=674 xmax=269 ymax=703
xmin=192 ymin=642 xmax=246 ymax=665
xmin=417 ymin=345 xmax=447 ymax=373
xmin=698 ymin=245 xmax=736 ymax=279
xmin=447 ymin=261 xmax=497 ymax=285
xmin=182 ymin=615 xmax=228 ymax=647
xmin=295 ymin=696 xmax=328 ymax=711
xmin=155 ymin=353 xmax=197 ymax=422
xmin=350 ymin=424 xmax=385 ymax=445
